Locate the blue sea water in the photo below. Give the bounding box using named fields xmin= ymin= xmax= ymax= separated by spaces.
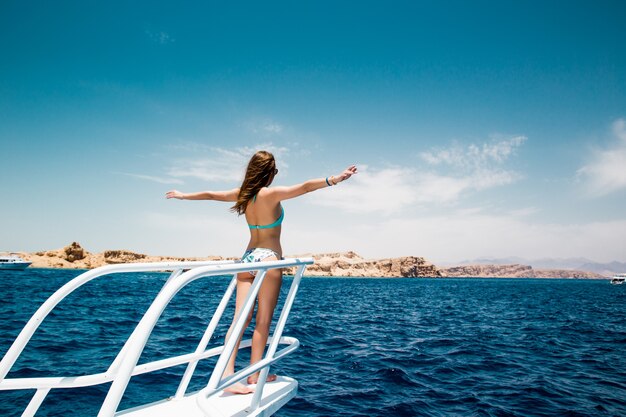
xmin=1 ymin=268 xmax=625 ymax=416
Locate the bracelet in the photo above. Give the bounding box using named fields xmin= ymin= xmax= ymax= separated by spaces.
xmin=330 ymin=176 xmax=337 ymax=185
xmin=325 ymin=177 xmax=331 ymax=187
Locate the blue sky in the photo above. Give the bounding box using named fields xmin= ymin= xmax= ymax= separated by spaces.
xmin=1 ymin=1 xmax=625 ymax=263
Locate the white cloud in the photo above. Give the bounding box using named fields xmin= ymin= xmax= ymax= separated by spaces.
xmin=120 ymin=173 xmax=184 ymax=185
xmin=412 ymin=172 xmax=469 ymax=204
xmin=613 ymin=118 xmax=626 ymax=142
xmin=124 ymin=204 xmax=626 ymax=264
xmin=246 ymin=119 xmax=285 ymax=135
xmin=311 ymin=136 xmax=525 ymax=213
xmin=312 ymin=166 xmax=417 ymax=214
xmin=578 ymin=118 xmax=626 ymax=196
xmin=145 ymin=30 xmax=174 ymax=44
xmin=419 ymin=136 xmax=526 ymax=168
xmin=282 ymin=210 xmax=626 ymax=264
xmin=508 ymin=206 xmax=539 ymax=217
xmin=167 ymin=152 xmax=247 ymax=183
xmin=165 ymin=143 xmax=289 ymax=183
xmin=124 ymin=143 xmax=290 ymax=185
xmin=371 ymin=214 xmax=626 ymax=263
xmin=262 ymin=122 xmax=283 ymax=133
xmin=140 ymin=210 xmax=247 ymax=256
xmin=415 ymin=136 xmax=525 ymax=202
xmin=414 ymin=168 xmax=520 ymax=203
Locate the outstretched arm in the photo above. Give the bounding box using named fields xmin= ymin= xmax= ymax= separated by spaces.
xmin=268 ymin=165 xmax=357 ymax=202
xmin=165 ymin=188 xmax=240 ymax=202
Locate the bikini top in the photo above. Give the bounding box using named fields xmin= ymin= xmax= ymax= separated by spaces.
xmin=247 ymin=193 xmax=285 ymax=230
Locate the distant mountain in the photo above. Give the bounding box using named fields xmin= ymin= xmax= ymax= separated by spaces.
xmin=526 ymin=257 xmax=596 ymax=270
xmin=448 ymin=256 xmax=530 ymax=266
xmin=455 ymin=256 xmax=528 ymax=266
xmin=577 ymin=261 xmax=626 ymax=276
xmin=454 ymin=257 xmax=593 ymax=268
xmin=451 ymin=257 xmax=625 ymax=275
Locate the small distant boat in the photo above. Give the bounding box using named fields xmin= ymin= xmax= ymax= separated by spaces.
xmin=0 ymin=253 xmax=31 ymax=270
xmin=610 ymin=273 xmax=625 ymax=285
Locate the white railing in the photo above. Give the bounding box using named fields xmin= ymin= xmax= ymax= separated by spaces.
xmin=0 ymin=257 xmax=313 ymax=416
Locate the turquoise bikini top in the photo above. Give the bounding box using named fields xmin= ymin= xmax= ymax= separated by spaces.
xmin=247 ymin=193 xmax=285 ymax=230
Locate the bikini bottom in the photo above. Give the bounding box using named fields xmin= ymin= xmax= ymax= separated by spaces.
xmin=241 ymin=247 xmax=280 ymax=277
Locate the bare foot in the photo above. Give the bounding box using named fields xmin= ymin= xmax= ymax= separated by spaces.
xmin=224 ymin=382 xmax=254 ymax=395
xmin=247 ymin=374 xmax=277 ymax=384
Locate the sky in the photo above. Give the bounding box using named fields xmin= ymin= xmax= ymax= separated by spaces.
xmin=1 ymin=1 xmax=625 ymax=264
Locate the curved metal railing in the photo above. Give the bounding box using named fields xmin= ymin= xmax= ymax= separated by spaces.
xmin=0 ymin=257 xmax=313 ymax=416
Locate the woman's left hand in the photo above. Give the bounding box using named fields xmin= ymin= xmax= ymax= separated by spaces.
xmin=165 ymin=190 xmax=184 ymax=199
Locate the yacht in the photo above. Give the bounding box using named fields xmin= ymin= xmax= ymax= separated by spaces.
xmin=0 ymin=257 xmax=313 ymax=416
xmin=610 ymin=273 xmax=625 ymax=285
xmin=0 ymin=253 xmax=31 ymax=270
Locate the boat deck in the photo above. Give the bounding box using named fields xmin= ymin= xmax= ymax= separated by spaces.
xmin=117 ymin=377 xmax=297 ymax=417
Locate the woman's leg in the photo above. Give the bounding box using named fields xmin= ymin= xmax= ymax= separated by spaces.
xmin=247 ymin=265 xmax=282 ymax=384
xmin=223 ymin=272 xmax=255 ymax=394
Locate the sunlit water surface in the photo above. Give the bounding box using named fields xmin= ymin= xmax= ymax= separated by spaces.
xmin=1 ymin=269 xmax=625 ymax=416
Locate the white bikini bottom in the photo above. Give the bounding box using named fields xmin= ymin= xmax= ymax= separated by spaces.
xmin=241 ymin=247 xmax=280 ymax=276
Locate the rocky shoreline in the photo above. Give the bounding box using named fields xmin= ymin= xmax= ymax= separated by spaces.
xmin=440 ymin=264 xmax=604 ymax=279
xmin=14 ymin=242 xmax=607 ymax=279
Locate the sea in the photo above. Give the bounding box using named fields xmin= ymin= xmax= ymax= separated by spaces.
xmin=1 ymin=268 xmax=625 ymax=417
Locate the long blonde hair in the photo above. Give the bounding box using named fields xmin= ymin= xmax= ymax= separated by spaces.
xmin=231 ymin=150 xmax=277 ymax=215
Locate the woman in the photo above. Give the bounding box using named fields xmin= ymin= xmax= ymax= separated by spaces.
xmin=166 ymin=150 xmax=357 ymax=394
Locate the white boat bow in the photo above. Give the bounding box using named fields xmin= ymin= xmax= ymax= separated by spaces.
xmin=0 ymin=257 xmax=313 ymax=417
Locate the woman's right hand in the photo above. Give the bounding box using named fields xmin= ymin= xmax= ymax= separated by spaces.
xmin=165 ymin=190 xmax=184 ymax=199
xmin=335 ymin=165 xmax=358 ymax=184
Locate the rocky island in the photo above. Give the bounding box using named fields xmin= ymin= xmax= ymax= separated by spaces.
xmin=282 ymin=251 xmax=441 ymax=277
xmin=440 ymin=264 xmax=604 ymax=279
xmin=14 ymin=242 xmax=607 ymax=279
